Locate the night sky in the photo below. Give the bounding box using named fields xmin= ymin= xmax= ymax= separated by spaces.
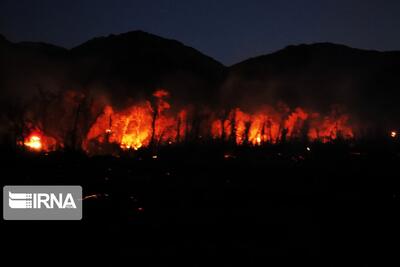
xmin=1 ymin=0 xmax=400 ymax=65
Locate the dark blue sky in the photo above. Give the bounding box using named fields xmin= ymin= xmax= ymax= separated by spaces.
xmin=1 ymin=0 xmax=400 ymax=65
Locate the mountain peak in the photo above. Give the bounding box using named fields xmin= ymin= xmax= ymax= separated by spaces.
xmin=73 ymin=30 xmax=184 ymax=51
xmin=71 ymin=30 xmax=224 ymax=70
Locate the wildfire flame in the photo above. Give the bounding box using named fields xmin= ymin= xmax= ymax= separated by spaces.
xmin=210 ymin=107 xmax=353 ymax=144
xmin=84 ymin=89 xmax=354 ymax=153
xmin=24 ymin=134 xmax=42 ymax=151
xmin=15 ymin=88 xmax=357 ymax=155
xmin=21 ymin=130 xmax=58 ymax=152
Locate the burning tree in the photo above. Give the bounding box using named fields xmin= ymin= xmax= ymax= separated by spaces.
xmin=9 ymin=87 xmax=355 ymax=154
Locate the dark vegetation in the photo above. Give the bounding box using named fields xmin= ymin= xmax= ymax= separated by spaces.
xmin=2 ymin=139 xmax=400 ymax=265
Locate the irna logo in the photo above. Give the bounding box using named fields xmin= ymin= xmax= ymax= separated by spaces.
xmin=8 ymin=191 xmax=77 ymax=209
xmin=3 ymin=186 xmax=82 ymax=220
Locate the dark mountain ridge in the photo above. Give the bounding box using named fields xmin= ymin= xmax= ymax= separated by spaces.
xmin=0 ymin=31 xmax=225 ymax=106
xmin=69 ymin=31 xmax=225 ymax=104
xmin=1 ymin=31 xmax=400 ymax=128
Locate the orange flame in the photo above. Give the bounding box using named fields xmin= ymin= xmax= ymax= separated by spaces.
xmin=24 ymin=134 xmax=42 ymax=151
xmin=84 ymin=89 xmax=355 ymax=152
xmin=22 ymin=131 xmax=57 ymax=151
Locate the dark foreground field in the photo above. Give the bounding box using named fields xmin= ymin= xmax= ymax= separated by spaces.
xmin=1 ymin=141 xmax=400 ymax=265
